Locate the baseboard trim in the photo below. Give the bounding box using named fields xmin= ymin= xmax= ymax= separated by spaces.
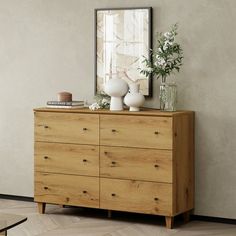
xmin=192 ymin=215 xmax=236 ymax=225
xmin=0 ymin=194 xmax=33 ymax=202
xmin=0 ymin=194 xmax=235 ymax=224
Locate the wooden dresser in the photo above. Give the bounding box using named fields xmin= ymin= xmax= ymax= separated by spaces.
xmin=34 ymin=108 xmax=194 ymax=229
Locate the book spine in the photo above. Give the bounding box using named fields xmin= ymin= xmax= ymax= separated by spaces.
xmin=47 ymin=101 xmax=84 ymax=106
xmin=47 ymin=105 xmax=84 ymax=109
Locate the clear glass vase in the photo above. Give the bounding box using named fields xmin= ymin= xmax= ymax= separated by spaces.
xmin=160 ymin=82 xmax=177 ymax=111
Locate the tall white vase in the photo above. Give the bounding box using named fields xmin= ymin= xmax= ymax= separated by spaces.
xmin=124 ymin=83 xmax=145 ymax=111
xmin=104 ymin=78 xmax=128 ymax=111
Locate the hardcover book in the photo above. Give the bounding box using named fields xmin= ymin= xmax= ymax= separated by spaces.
xmin=47 ymin=101 xmax=84 ymax=106
xmin=46 ymin=105 xmax=84 ymax=109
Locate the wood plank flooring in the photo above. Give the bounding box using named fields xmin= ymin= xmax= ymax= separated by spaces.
xmin=0 ymin=199 xmax=235 ymax=236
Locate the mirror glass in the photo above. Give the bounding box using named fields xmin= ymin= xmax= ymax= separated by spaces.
xmin=95 ymin=8 xmax=152 ymax=96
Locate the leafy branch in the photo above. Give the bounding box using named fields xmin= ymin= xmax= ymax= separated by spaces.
xmin=140 ymin=24 xmax=183 ymax=82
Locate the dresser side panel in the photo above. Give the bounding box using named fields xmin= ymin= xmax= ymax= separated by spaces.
xmin=173 ymin=113 xmax=194 ymax=215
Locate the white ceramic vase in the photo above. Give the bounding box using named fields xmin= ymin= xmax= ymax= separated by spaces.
xmin=104 ymin=78 xmax=128 ymax=111
xmin=124 ymin=83 xmax=145 ymax=111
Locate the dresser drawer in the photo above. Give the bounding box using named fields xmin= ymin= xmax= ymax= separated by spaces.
xmin=35 ymin=172 xmax=99 ymax=208
xmin=35 ymin=142 xmax=99 ymax=176
xmin=100 ymin=178 xmax=172 ymax=215
xmin=100 ymin=146 xmax=172 ymax=183
xmin=100 ymin=115 xmax=172 ymax=149
xmin=34 ymin=112 xmax=99 ymax=145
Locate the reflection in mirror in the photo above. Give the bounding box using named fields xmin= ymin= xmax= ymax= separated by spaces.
xmin=95 ymin=8 xmax=152 ymax=96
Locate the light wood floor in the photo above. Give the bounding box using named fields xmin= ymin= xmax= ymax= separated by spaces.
xmin=0 ymin=199 xmax=235 ymax=236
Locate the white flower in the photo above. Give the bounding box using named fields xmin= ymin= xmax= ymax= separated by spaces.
xmin=101 ymin=98 xmax=109 ymax=104
xmin=89 ymin=102 xmax=100 ymax=111
xmin=163 ymin=44 xmax=168 ymax=51
xmin=156 ymin=56 xmax=166 ymax=66
xmin=164 ymin=32 xmax=173 ymax=39
xmin=156 ymin=55 xmax=160 ymax=60
xmin=163 ymin=40 xmax=174 ymax=51
xmin=145 ymin=67 xmax=153 ymax=72
xmin=140 ymin=24 xmax=183 ymax=79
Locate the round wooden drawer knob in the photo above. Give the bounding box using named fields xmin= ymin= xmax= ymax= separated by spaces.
xmin=154 ymin=197 xmax=159 ymax=201
xmin=83 ymin=190 xmax=87 ymax=194
xmin=111 ymin=193 xmax=116 ymax=197
xmin=44 ymin=187 xmax=48 ymax=190
xmin=83 ymin=159 xmax=87 ymax=162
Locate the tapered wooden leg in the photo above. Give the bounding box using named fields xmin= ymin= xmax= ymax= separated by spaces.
xmin=38 ymin=202 xmax=46 ymax=214
xmin=108 ymin=210 xmax=112 ymax=218
xmin=59 ymin=205 xmax=65 ymax=208
xmin=165 ymin=216 xmax=174 ymax=229
xmin=0 ymin=231 xmax=7 ymax=236
xmin=183 ymin=211 xmax=191 ymax=223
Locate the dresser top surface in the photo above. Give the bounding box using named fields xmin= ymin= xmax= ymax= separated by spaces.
xmin=34 ymin=107 xmax=194 ymax=117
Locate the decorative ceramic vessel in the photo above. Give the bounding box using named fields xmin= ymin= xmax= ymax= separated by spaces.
xmin=159 ymin=82 xmax=177 ymax=111
xmin=124 ymin=83 xmax=145 ymax=111
xmin=104 ymin=78 xmax=128 ymax=111
xmin=57 ymin=92 xmax=72 ymax=102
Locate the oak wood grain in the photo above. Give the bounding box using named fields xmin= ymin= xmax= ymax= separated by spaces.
xmin=100 ymin=146 xmax=173 ymax=183
xmin=35 ymin=172 xmax=99 ymax=208
xmin=33 ymin=109 xmax=194 ymax=229
xmin=165 ymin=216 xmax=174 ymax=229
xmin=100 ymin=178 xmax=172 ymax=216
xmin=172 ymin=113 xmax=195 ymax=215
xmin=34 ymin=107 xmax=193 ymax=117
xmin=35 ymin=142 xmax=99 ymax=176
xmin=34 ymin=112 xmax=99 ymax=145
xmin=37 ymin=202 xmax=46 ymax=214
xmin=100 ymin=115 xmax=173 ymax=149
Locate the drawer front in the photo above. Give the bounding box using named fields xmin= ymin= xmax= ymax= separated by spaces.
xmin=100 ymin=146 xmax=172 ymax=183
xmin=35 ymin=112 xmax=99 ymax=145
xmin=100 ymin=178 xmax=172 ymax=215
xmin=35 ymin=172 xmax=99 ymax=208
xmin=35 ymin=142 xmax=99 ymax=176
xmin=100 ymin=115 xmax=172 ymax=149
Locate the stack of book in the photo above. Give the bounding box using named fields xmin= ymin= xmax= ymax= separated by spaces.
xmin=47 ymin=100 xmax=84 ymax=109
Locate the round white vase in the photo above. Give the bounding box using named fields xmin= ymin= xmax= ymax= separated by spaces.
xmin=104 ymin=78 xmax=128 ymax=111
xmin=124 ymin=83 xmax=145 ymax=111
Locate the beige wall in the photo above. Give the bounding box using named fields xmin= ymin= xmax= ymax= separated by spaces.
xmin=0 ymin=0 xmax=235 ymax=219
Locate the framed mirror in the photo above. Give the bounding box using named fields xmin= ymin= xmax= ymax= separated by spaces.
xmin=95 ymin=7 xmax=152 ymax=96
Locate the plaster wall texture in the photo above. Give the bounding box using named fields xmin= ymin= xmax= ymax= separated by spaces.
xmin=0 ymin=0 xmax=235 ymax=219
